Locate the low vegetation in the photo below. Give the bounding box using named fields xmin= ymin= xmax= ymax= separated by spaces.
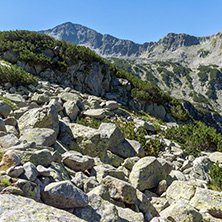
xmin=77 ymin=117 xmax=161 ymax=157
xmin=0 ymin=62 xmax=39 ymax=86
xmin=0 ymin=30 xmax=103 ymax=71
xmin=163 ymin=121 xmax=222 ymax=156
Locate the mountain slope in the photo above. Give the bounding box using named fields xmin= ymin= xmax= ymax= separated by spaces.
xmin=40 ymin=22 xmax=222 ymax=68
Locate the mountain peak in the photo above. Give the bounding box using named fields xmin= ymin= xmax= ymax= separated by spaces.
xmin=40 ymin=22 xmax=222 ymax=67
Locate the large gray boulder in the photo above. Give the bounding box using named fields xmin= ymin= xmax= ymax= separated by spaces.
xmin=63 ymin=100 xmax=79 ymax=121
xmin=18 ymin=104 xmax=59 ymax=135
xmin=109 ymin=139 xmax=137 ymax=158
xmin=74 ymin=193 xmax=119 ymax=222
xmin=91 ymin=164 xmax=128 ymax=183
xmin=67 ymin=123 xmax=108 ymax=161
xmin=102 ymin=175 xmax=137 ymax=204
xmin=98 ymin=122 xmax=124 ymax=147
xmin=190 ymin=187 xmax=222 ymax=219
xmin=0 ymin=134 xmax=20 ymax=148
xmin=62 ymin=151 xmax=95 ymax=172
xmin=129 ymin=156 xmax=166 ymax=191
xmin=166 ymin=180 xmax=197 ymax=202
xmin=0 ymin=194 xmax=85 ymax=221
xmin=19 ymin=149 xmax=53 ymax=166
xmin=20 ymin=128 xmax=57 ymax=146
xmin=160 ymin=199 xmax=202 ymax=222
xmin=41 ymin=180 xmax=88 ymax=208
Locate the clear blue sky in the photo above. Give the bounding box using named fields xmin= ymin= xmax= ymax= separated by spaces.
xmin=1 ymin=0 xmax=222 ymax=44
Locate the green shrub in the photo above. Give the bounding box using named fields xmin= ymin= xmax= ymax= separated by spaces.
xmin=114 ymin=118 xmax=161 ymax=157
xmin=163 ymin=121 xmax=222 ymax=156
xmin=170 ymin=104 xmax=190 ymax=123
xmin=0 ymin=63 xmax=39 ymax=86
xmin=208 ymin=162 xmax=222 ymax=191
xmin=145 ymin=138 xmax=162 ymax=157
xmin=77 ymin=116 xmax=161 ymax=157
xmin=0 ymin=30 xmax=103 ymax=71
xmin=0 ymin=179 xmax=10 ymax=186
xmin=76 ymin=117 xmax=101 ymax=129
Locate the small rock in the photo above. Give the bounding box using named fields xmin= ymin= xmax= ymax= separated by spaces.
xmin=83 ymin=176 xmax=99 ymax=193
xmin=0 ymin=150 xmax=21 ymax=171
xmin=156 ymin=180 xmax=167 ymax=196
xmin=122 ymin=156 xmax=140 ymax=170
xmin=62 ymin=151 xmax=95 ymax=172
xmin=21 ymin=162 xmax=38 ymax=182
xmin=102 ymin=175 xmax=137 ymax=204
xmin=37 ymin=165 xmax=51 ymax=177
xmin=63 ymin=100 xmax=79 ymax=121
xmin=71 ymin=172 xmax=88 ymax=190
xmin=82 ymin=109 xmax=106 ymax=119
xmin=91 ymin=164 xmax=128 ymax=183
xmin=0 ymin=134 xmax=20 ymax=148
xmin=0 ymin=101 xmax=11 ymax=118
xmin=129 ymin=156 xmax=166 ymax=191
xmin=0 ymin=118 xmax=6 ymax=132
xmin=16 ymin=179 xmax=40 ymax=201
xmin=105 ymin=100 xmax=120 ymax=110
xmin=6 ymin=166 xmax=24 ymax=178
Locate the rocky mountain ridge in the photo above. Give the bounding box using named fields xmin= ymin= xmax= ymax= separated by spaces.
xmin=40 ymin=22 xmax=222 ymax=68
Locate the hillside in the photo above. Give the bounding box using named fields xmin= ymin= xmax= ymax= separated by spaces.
xmin=109 ymin=58 xmax=222 ymax=112
xmin=40 ymin=22 xmax=222 ymax=68
xmin=0 ymin=30 xmax=222 ymax=221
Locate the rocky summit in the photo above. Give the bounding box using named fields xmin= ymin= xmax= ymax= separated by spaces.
xmin=0 ymin=30 xmax=221 ymax=222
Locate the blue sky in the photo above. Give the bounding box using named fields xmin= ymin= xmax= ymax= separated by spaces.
xmin=1 ymin=0 xmax=222 ymax=44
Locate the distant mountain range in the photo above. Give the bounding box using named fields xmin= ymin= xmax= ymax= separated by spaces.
xmin=39 ymin=22 xmax=222 ymax=68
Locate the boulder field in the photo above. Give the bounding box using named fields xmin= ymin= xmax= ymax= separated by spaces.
xmin=0 ymin=80 xmax=221 ymax=222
